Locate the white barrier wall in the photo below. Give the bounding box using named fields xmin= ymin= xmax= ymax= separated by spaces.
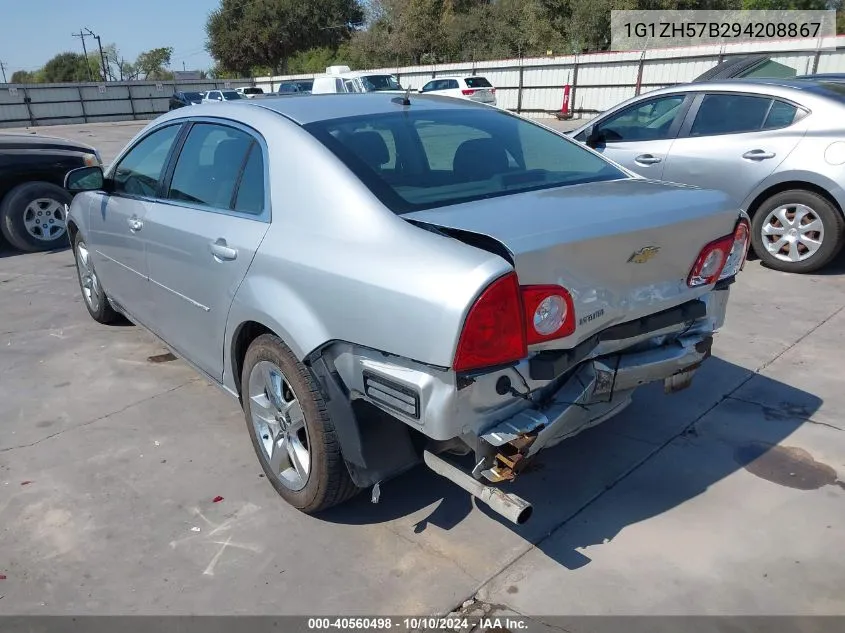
xmin=255 ymin=36 xmax=845 ymax=118
xmin=0 ymin=79 xmax=254 ymax=128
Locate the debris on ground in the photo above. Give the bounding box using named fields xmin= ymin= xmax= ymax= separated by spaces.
xmin=213 ymin=496 xmax=224 ymax=503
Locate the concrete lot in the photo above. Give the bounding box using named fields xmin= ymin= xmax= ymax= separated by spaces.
xmin=0 ymin=119 xmax=844 ymax=620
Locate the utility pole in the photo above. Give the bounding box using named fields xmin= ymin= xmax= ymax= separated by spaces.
xmin=0 ymin=60 xmax=7 ymax=83
xmin=85 ymin=28 xmax=108 ymax=82
xmin=72 ymin=30 xmax=94 ymax=81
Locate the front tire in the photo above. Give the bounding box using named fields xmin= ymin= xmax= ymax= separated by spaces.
xmin=750 ymin=189 xmax=845 ymax=274
xmin=241 ymin=334 xmax=359 ymax=513
xmin=0 ymin=182 xmax=72 ymax=252
xmin=73 ymin=233 xmax=120 ymax=324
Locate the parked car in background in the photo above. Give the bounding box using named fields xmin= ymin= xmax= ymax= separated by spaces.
xmin=236 ymin=86 xmax=265 ymax=99
xmin=0 ymin=133 xmax=101 ymax=252
xmin=569 ymin=78 xmax=845 ymax=273
xmin=63 ymin=93 xmax=747 ymax=523
xmin=202 ymin=90 xmax=244 ymax=103
xmin=419 ymin=75 xmax=497 ymax=106
xmin=311 ymin=66 xmax=404 ymax=94
xmin=169 ymin=91 xmax=204 ymax=110
xmin=277 ymin=80 xmax=313 ymax=94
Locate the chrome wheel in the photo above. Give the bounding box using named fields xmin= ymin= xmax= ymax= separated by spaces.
xmin=75 ymin=241 xmax=100 ymax=313
xmin=248 ymin=361 xmax=311 ymax=491
xmin=761 ymin=204 xmax=825 ymax=263
xmin=23 ymin=198 xmax=66 ymax=241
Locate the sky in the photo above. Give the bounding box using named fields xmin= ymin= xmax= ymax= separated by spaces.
xmin=0 ymin=0 xmax=219 ymax=78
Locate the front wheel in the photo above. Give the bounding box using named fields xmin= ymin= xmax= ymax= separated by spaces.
xmin=750 ymin=190 xmax=845 ymax=274
xmin=73 ymin=233 xmax=120 ymax=324
xmin=0 ymin=181 xmax=73 ymax=252
xmin=241 ymin=334 xmax=359 ymax=513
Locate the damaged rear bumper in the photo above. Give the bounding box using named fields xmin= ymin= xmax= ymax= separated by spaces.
xmin=475 ymin=332 xmax=713 ymax=483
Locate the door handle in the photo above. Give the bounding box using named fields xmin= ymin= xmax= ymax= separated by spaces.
xmin=128 ymin=216 xmax=143 ymax=232
xmin=742 ymin=149 xmax=776 ymax=160
xmin=635 ymin=154 xmax=662 ymax=165
xmin=210 ymin=238 xmax=238 ymax=262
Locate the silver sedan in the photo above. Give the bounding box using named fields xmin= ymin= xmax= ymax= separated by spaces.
xmin=63 ymin=94 xmax=745 ymax=523
xmin=570 ymin=78 xmax=845 ymax=273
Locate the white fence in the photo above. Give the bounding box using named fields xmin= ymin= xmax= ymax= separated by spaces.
xmin=0 ymin=79 xmax=254 ymax=129
xmin=256 ymin=36 xmax=845 ymax=118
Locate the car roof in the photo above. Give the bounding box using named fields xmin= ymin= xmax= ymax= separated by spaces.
xmin=245 ymin=92 xmax=490 ymax=125
xmin=633 ymin=77 xmax=845 ymax=102
xmin=428 ymin=75 xmax=486 ymax=81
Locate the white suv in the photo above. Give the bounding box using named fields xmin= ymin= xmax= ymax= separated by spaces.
xmin=419 ymin=76 xmax=497 ymax=106
xmin=311 ymin=66 xmax=404 ymax=94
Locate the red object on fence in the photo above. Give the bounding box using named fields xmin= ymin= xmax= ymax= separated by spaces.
xmin=560 ymin=84 xmax=572 ymax=118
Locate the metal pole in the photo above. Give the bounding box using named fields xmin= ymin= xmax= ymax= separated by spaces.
xmin=85 ymin=29 xmax=108 ymax=82
xmin=73 ymin=31 xmax=94 ymax=81
xmin=0 ymin=61 xmax=7 ymax=83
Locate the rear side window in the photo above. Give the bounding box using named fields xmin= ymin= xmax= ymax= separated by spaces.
xmin=167 ymin=123 xmax=253 ymax=210
xmin=112 ymin=124 xmax=181 ymax=197
xmin=304 ymin=108 xmax=623 ymax=214
xmin=763 ymin=100 xmax=798 ymax=129
xmin=465 ymin=77 xmax=492 ymax=88
xmin=234 ymin=144 xmax=265 ymax=215
xmin=690 ymin=94 xmax=773 ymax=136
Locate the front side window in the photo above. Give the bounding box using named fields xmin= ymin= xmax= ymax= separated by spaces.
xmin=421 ymin=81 xmax=436 ymax=93
xmin=112 ymin=124 xmax=182 ymax=197
xmin=597 ymin=95 xmax=686 ymax=142
xmin=305 ymin=108 xmax=624 ymax=213
xmin=690 ymin=93 xmax=773 ymax=136
xmin=167 ymin=123 xmax=253 ymax=210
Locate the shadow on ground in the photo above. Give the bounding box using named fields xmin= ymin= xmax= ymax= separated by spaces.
xmin=319 ymin=355 xmax=821 ymax=570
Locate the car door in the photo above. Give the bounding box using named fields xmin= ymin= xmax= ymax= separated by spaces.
xmin=141 ymin=121 xmax=270 ymax=381
xmin=87 ymin=123 xmax=183 ymax=324
xmin=586 ymin=93 xmax=692 ymax=179
xmin=661 ymin=92 xmax=808 ymax=205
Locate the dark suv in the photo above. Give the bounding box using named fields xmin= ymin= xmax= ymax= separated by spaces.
xmin=0 ymin=133 xmax=101 ymax=252
xmin=169 ymin=91 xmax=204 ymax=110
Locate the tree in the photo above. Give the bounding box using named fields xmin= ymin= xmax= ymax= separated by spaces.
xmin=42 ymin=52 xmax=91 ymax=82
xmin=136 ymin=47 xmax=174 ymax=79
xmin=10 ymin=70 xmax=35 ymax=83
xmin=206 ymin=0 xmax=365 ymax=74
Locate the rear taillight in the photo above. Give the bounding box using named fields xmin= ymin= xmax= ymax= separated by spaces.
xmin=462 ymin=89 xmax=476 ymax=96
xmin=687 ymin=219 xmax=750 ymax=287
xmin=491 ymin=88 xmax=496 ymax=94
xmin=521 ymin=285 xmax=576 ymax=345
xmin=719 ymin=219 xmax=750 ymax=280
xmin=453 ymin=272 xmax=526 ymax=372
xmin=454 ymin=275 xmax=577 ymax=372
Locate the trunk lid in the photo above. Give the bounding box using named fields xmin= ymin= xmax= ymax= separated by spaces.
xmin=404 ymin=179 xmax=739 ymax=350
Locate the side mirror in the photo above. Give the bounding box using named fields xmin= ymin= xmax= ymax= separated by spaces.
xmin=65 ymin=166 xmax=105 ymax=193
xmin=585 ymin=125 xmax=603 ymax=149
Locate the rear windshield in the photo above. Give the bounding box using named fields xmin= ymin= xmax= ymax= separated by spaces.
xmin=222 ymin=90 xmax=242 ymax=99
xmin=464 ymin=77 xmax=492 ymax=88
xmin=243 ymin=87 xmax=263 ymax=94
xmin=183 ymin=92 xmax=202 ymax=101
xmin=360 ymin=75 xmax=402 ymax=92
xmin=304 ymin=108 xmax=624 ymax=214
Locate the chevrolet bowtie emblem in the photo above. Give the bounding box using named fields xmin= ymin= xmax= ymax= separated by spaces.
xmin=627 ymin=246 xmax=661 ymax=264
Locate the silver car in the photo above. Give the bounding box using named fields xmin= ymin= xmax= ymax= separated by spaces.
xmin=63 ymin=94 xmax=747 ymax=524
xmin=570 ymin=78 xmax=845 ymax=274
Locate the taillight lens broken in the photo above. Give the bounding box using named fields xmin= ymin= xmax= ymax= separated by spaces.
xmin=688 ymin=218 xmax=750 ymax=287
xmin=453 ymin=272 xmax=526 ymax=372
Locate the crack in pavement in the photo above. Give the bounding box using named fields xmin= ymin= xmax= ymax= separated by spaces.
xmin=726 ymin=396 xmax=844 ymax=432
xmin=0 ymin=379 xmax=200 ymax=453
xmin=442 ymin=301 xmax=845 ymax=615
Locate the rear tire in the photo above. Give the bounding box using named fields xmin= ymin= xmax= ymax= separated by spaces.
xmin=0 ymin=182 xmax=72 ymax=252
xmin=241 ymin=334 xmax=359 ymax=513
xmin=750 ymin=189 xmax=844 ymax=274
